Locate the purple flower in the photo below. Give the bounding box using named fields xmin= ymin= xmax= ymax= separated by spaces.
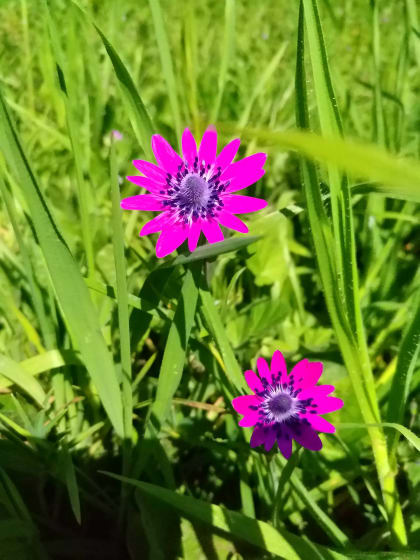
xmin=120 ymin=127 xmax=267 ymax=258
xmin=112 ymin=129 xmax=123 ymax=141
xmin=232 ymin=351 xmax=344 ymax=458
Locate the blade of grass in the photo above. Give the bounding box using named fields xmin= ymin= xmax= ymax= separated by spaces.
xmin=386 ymin=288 xmax=420 ymax=454
xmin=0 ymin=89 xmax=124 ymax=437
xmin=147 ymin=0 xmax=182 ymax=142
xmin=296 ymin=2 xmax=407 ymax=548
xmin=69 ymin=1 xmax=154 ymax=159
xmin=0 ymin=355 xmax=46 ymax=407
xmin=211 ymin=0 xmax=235 ymax=123
xmin=43 ymin=0 xmax=95 ymax=279
xmin=103 ymin=474 xmax=349 ymax=560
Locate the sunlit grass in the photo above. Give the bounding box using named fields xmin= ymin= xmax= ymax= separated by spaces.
xmin=0 ymin=0 xmax=418 ymax=558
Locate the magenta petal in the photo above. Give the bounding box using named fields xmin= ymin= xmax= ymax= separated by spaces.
xmin=250 ymin=425 xmax=265 ymax=448
xmin=257 ymin=357 xmax=272 ymax=385
xmin=140 ymin=212 xmax=171 ymax=236
xmin=133 ymin=160 xmax=167 ymax=182
xmin=127 ymin=175 xmax=164 ymax=193
xmin=121 ymin=195 xmax=163 ymax=211
xmin=188 ymin=220 xmax=201 ymax=251
xmin=277 ymin=428 xmax=292 ymax=459
xmin=198 ymin=126 xmax=217 ymax=166
xmin=155 ymin=224 xmax=188 ymax=258
xmin=291 ymin=423 xmax=322 ymax=451
xmin=182 ymin=128 xmax=197 ymax=168
xmin=226 ymin=168 xmax=266 ymax=193
xmin=291 ymin=360 xmax=323 ymax=390
xmin=299 ymin=384 xmax=335 ymax=400
xmin=152 ymin=134 xmax=183 ymax=174
xmin=271 ymin=350 xmax=288 ymax=385
xmin=231 ymin=394 xmax=260 ymax=414
xmin=244 ymin=370 xmax=264 ymax=393
xmin=315 ymin=397 xmax=344 ymax=414
xmin=264 ymin=426 xmax=277 ymax=451
xmin=223 ymin=195 xmax=268 ymax=214
xmin=214 ymin=138 xmax=240 ymax=172
xmin=221 ymin=153 xmax=266 ymax=181
xmin=217 ymin=210 xmax=249 ymax=233
xmin=306 ymin=415 xmax=336 ymax=434
xmin=201 ymin=220 xmax=224 ymax=244
xmin=239 ymin=412 xmax=259 ymax=427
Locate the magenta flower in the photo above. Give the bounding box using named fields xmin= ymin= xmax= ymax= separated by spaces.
xmin=121 ymin=127 xmax=267 ymax=258
xmin=232 ymin=351 xmax=343 ymax=458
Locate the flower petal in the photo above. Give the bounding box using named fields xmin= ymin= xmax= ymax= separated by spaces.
xmin=250 ymin=425 xmax=266 ymax=448
xmin=201 ymin=220 xmax=224 ymax=244
xmin=226 ymin=168 xmax=266 ymax=193
xmin=244 ymin=370 xmax=264 ymax=394
xmin=289 ymin=360 xmax=323 ymax=391
xmin=188 ymin=220 xmax=201 ymax=251
xmin=290 ymin=422 xmax=322 ymax=451
xmin=152 ymin=134 xmax=183 ymax=175
xmin=305 ymin=414 xmax=336 ymax=434
xmin=127 ymin=175 xmax=164 ymax=193
xmin=222 ymin=195 xmax=268 ymax=214
xmin=155 ymin=224 xmax=188 ymax=258
xmin=313 ymin=397 xmax=344 ymax=414
xmin=276 ymin=426 xmax=292 ymax=459
xmin=257 ymin=357 xmax=272 ymax=385
xmin=140 ymin=212 xmax=172 ymax=236
xmin=221 ymin=152 xmax=266 ymax=181
xmin=264 ymin=425 xmax=277 ymax=451
xmin=270 ymin=350 xmax=288 ymax=385
xmin=232 ymin=395 xmax=261 ymax=415
xmin=133 ymin=159 xmax=167 ymax=182
xmin=214 ymin=138 xmax=240 ymax=172
xmin=182 ymin=128 xmax=198 ymax=169
xmin=198 ymin=126 xmax=217 ymax=166
xmin=217 ymin=210 xmax=249 ymax=233
xmin=298 ymin=384 xmax=335 ymax=401
xmin=121 ymin=195 xmax=163 ymax=211
xmin=239 ymin=412 xmax=260 ymax=427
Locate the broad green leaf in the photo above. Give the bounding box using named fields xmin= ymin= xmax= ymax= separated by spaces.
xmin=104 ymin=475 xmax=349 ymax=560
xmin=0 ymin=355 xmax=46 ymax=407
xmin=0 ymin=90 xmax=124 ymax=436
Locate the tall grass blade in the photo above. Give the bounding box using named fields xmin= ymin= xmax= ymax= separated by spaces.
xmin=104 ymin=474 xmax=349 ymax=560
xmin=0 ymin=90 xmax=124 ymax=437
xmin=148 ymin=0 xmax=182 ymax=142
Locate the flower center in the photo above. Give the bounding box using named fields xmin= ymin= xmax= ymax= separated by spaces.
xmin=177 ymin=174 xmax=210 ymax=211
xmin=268 ymin=393 xmax=292 ymax=417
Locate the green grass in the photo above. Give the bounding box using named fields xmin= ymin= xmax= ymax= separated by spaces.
xmin=0 ymin=0 xmax=419 ymax=558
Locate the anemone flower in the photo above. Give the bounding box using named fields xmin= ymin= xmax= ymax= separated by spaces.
xmin=232 ymin=351 xmax=343 ymax=458
xmin=121 ymin=127 xmax=267 ymax=258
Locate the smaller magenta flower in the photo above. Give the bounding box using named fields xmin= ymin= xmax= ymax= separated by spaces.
xmin=121 ymin=127 xmax=267 ymax=258
xmin=232 ymin=351 xmax=343 ymax=458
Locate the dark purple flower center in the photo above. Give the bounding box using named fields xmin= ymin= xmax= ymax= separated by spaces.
xmin=267 ymin=393 xmax=292 ymax=416
xmin=176 ymin=174 xmax=210 ymax=211
xmin=161 ymin=159 xmax=230 ymax=224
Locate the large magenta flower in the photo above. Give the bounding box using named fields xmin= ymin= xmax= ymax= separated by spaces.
xmin=121 ymin=127 xmax=267 ymax=258
xmin=232 ymin=351 xmax=343 ymax=458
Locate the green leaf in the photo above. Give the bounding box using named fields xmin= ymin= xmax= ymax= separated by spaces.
xmin=103 ymin=474 xmax=349 ymax=560
xmin=0 ymin=90 xmax=124 ymax=437
xmin=337 ymin=423 xmax=420 ymax=453
xmin=0 ymin=355 xmax=46 ymax=407
xmin=166 ymin=236 xmax=260 ymax=268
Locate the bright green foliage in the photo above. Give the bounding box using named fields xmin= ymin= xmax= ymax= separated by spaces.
xmin=0 ymin=0 xmax=419 ymax=558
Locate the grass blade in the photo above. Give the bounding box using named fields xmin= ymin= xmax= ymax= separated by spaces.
xmin=0 ymin=90 xmax=124 ymax=437
xmin=0 ymin=355 xmax=46 ymax=407
xmin=103 ymin=474 xmax=349 ymax=560
xmin=148 ymin=0 xmax=182 ymax=141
